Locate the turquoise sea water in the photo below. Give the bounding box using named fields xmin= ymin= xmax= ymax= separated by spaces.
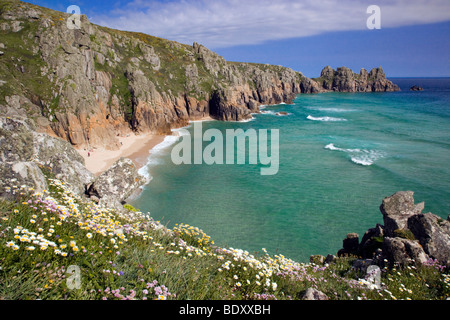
xmin=131 ymin=78 xmax=450 ymax=263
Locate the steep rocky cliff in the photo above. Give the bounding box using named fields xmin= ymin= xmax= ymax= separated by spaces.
xmin=0 ymin=0 xmax=399 ymax=152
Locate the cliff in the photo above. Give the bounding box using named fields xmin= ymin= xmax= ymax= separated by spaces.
xmin=0 ymin=0 xmax=399 ymax=152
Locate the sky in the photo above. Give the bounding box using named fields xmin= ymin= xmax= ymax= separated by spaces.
xmin=25 ymin=0 xmax=450 ymax=78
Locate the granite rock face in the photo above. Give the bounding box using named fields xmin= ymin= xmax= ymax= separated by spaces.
xmin=316 ymin=66 xmax=400 ymax=93
xmin=0 ymin=0 xmax=400 ymax=152
xmin=382 ymin=237 xmax=429 ymax=267
xmin=380 ymin=191 xmax=425 ymax=237
xmin=408 ymin=213 xmax=450 ymax=266
xmin=32 ymin=132 xmax=95 ymax=195
xmin=0 ymin=117 xmax=94 ymax=196
xmin=334 ymin=191 xmax=450 ymax=268
xmin=87 ymin=158 xmax=145 ymax=210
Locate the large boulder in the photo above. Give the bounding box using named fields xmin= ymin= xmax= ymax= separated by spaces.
xmin=408 ymin=213 xmax=450 ymax=266
xmin=337 ymin=233 xmax=360 ymax=257
xmin=380 ymin=191 xmax=424 ymax=237
xmin=87 ymin=158 xmax=145 ymax=209
xmin=383 ymin=237 xmax=428 ymax=267
xmin=358 ymin=224 xmax=384 ymax=258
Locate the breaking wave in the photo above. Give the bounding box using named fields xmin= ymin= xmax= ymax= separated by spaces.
xmin=324 ymin=143 xmax=385 ymax=166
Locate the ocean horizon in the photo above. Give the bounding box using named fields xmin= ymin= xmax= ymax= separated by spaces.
xmin=131 ymin=77 xmax=450 ymax=263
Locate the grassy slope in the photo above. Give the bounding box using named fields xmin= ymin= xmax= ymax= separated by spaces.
xmin=0 ymin=168 xmax=448 ymax=300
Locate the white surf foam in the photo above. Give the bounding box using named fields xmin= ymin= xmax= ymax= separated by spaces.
xmin=325 ymin=143 xmax=385 ymax=166
xmin=238 ymin=116 xmax=256 ymax=123
xmin=307 ymin=115 xmax=348 ymax=122
xmin=260 ymin=110 xmax=291 ymax=116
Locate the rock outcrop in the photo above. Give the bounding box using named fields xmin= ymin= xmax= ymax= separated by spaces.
xmin=0 ymin=116 xmax=146 ymax=211
xmin=302 ymin=288 xmax=329 ymax=300
xmin=0 ymin=117 xmax=94 ymax=196
xmin=315 ymin=66 xmax=400 ymax=93
xmin=336 ymin=191 xmax=450 ymax=268
xmin=86 ymin=158 xmax=145 ymax=210
xmin=410 ymin=85 xmax=424 ymax=91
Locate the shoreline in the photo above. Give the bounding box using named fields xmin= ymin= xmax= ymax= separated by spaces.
xmin=76 ymin=132 xmax=166 ymax=176
xmin=77 ymin=116 xmax=216 ymax=177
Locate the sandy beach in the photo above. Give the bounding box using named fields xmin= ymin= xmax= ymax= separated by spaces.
xmin=77 ymin=116 xmax=215 ymax=176
xmin=77 ymin=132 xmax=166 ymax=176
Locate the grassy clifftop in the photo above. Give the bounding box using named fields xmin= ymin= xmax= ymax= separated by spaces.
xmin=0 ymin=170 xmax=448 ymax=300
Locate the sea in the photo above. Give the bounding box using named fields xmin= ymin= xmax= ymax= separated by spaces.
xmin=131 ymin=78 xmax=450 ymax=263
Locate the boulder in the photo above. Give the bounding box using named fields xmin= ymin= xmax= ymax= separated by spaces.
xmin=337 ymin=233 xmax=359 ymax=257
xmin=302 ymin=288 xmax=329 ymax=301
xmin=87 ymin=158 xmax=145 ymax=209
xmin=382 ymin=237 xmax=428 ymax=267
xmin=410 ymin=85 xmax=424 ymax=91
xmin=380 ymin=191 xmax=424 ymax=237
xmin=358 ymin=224 xmax=384 ymax=258
xmin=408 ymin=213 xmax=450 ymax=266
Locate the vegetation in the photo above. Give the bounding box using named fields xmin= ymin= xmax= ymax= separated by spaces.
xmin=0 ymin=170 xmax=449 ymax=300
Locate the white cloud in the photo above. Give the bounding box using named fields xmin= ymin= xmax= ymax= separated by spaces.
xmin=91 ymin=0 xmax=450 ymax=48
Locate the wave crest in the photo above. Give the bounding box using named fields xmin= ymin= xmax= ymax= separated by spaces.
xmin=325 ymin=143 xmax=385 ymax=166
xmin=307 ymin=115 xmax=348 ymax=122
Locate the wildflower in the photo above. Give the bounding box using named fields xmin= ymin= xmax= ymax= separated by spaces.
xmin=30 ymin=219 xmax=36 ymax=224
xmin=27 ymin=246 xmax=35 ymax=251
xmin=86 ymin=233 xmax=92 ymax=239
xmin=6 ymin=241 xmax=15 ymax=247
xmin=157 ymin=295 xmax=166 ymax=300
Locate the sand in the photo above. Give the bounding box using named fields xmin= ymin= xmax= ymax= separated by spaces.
xmin=77 ymin=133 xmax=166 ymax=176
xmin=77 ymin=116 xmax=215 ymax=176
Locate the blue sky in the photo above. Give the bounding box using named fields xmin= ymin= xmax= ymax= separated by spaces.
xmin=25 ymin=0 xmax=450 ymax=77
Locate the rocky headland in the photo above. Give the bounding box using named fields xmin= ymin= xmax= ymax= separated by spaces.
xmin=0 ymin=0 xmax=400 ymax=153
xmin=3 ymin=0 xmax=445 ymax=282
xmin=317 ymin=191 xmax=450 ymax=270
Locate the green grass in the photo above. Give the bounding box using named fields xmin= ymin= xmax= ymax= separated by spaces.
xmin=0 ymin=167 xmax=449 ymax=300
